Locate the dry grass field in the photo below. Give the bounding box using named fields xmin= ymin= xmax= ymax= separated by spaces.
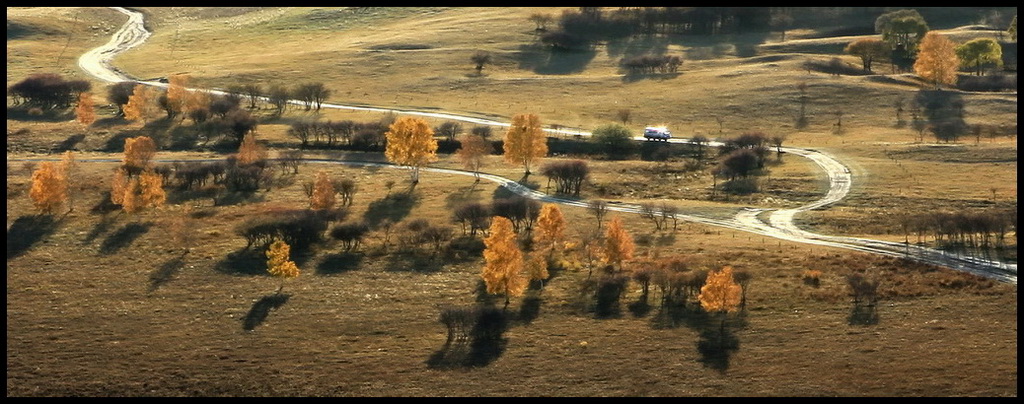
xmin=6 ymin=7 xmax=1017 ymax=397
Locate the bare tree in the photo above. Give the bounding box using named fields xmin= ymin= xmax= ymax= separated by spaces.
xmin=588 ymin=199 xmax=609 ymax=230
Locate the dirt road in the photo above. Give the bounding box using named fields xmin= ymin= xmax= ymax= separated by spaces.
xmin=75 ymin=7 xmax=1016 ymax=283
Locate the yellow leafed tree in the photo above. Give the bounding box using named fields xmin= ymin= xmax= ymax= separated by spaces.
xmin=309 ymin=170 xmax=336 ymax=210
xmin=137 ymin=169 xmax=167 ymax=210
xmin=29 ymin=162 xmax=68 ymax=215
xmin=699 ymin=265 xmax=743 ymax=314
xmin=913 ymin=31 xmax=960 ymax=89
xmin=75 ymin=92 xmax=95 ymax=126
xmin=502 ymin=113 xmax=548 ymax=175
xmin=61 ymin=151 xmax=78 ymax=211
xmin=123 ymin=136 xmax=157 ymax=172
xmin=603 ymin=215 xmax=635 ymax=271
xmin=165 ymin=74 xmax=191 ymax=117
xmin=534 ymin=203 xmax=566 ymax=257
xmin=236 ymin=133 xmax=267 ymax=166
xmin=110 ymin=167 xmax=129 ymax=206
xmin=482 ymin=216 xmax=526 ymax=308
xmin=267 ymin=240 xmax=300 ymax=293
xmin=385 ymin=117 xmax=438 ymax=184
xmin=123 ymin=84 xmax=158 ymax=122
xmin=526 ymin=252 xmax=550 ymax=289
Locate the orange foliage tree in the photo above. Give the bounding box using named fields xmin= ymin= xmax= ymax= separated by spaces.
xmin=602 ymin=215 xmax=635 ymax=271
xmin=123 ymin=84 xmax=158 ymax=122
xmin=502 ymin=113 xmax=548 ymax=175
xmin=75 ymin=92 xmax=95 ymax=126
xmin=534 ymin=203 xmax=566 ymax=258
xmin=60 ymin=151 xmax=78 ymax=211
xmin=385 ymin=116 xmax=438 ymax=184
xmin=914 ymin=31 xmax=960 ymax=89
xmin=236 ymin=133 xmax=267 ymax=166
xmin=266 ymin=240 xmax=300 ymax=293
xmin=309 ymin=170 xmax=336 ymax=210
xmin=455 ymin=133 xmax=491 ymax=180
xmin=526 ymin=252 xmax=550 ymax=289
xmin=699 ymin=265 xmax=743 ymax=339
xmin=29 ymin=161 xmax=68 ymax=215
xmin=165 ymin=74 xmax=191 ymax=118
xmin=482 ymin=216 xmax=526 ymax=308
xmin=122 ymin=136 xmax=157 ymax=173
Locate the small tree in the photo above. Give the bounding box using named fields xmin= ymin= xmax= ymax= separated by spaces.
xmin=588 ymin=199 xmax=608 ymax=230
xmin=699 ymin=265 xmax=743 ymax=338
xmin=528 ymin=12 xmax=553 ymax=31
xmin=845 ymin=38 xmax=889 ymax=73
xmin=29 ymin=162 xmax=68 ymax=215
xmin=615 ymin=109 xmax=631 ymax=124
xmin=123 ymin=136 xmax=157 ymax=174
xmin=75 ymin=92 xmax=95 ymax=126
xmin=534 ymin=203 xmax=566 ymax=257
xmin=236 ymin=133 xmax=267 ymax=166
xmin=384 ymin=116 xmax=438 ymax=184
xmin=310 ymin=170 xmax=336 ymax=210
xmin=603 ymin=216 xmax=635 ymax=272
xmin=482 ymin=216 xmax=526 ymax=309
xmin=526 ymin=253 xmax=550 ymax=289
xmin=123 ymin=84 xmax=159 ymax=122
xmin=456 ymin=134 xmax=491 ymax=180
xmin=503 ymin=113 xmax=548 ymax=175
xmin=591 ymin=123 xmax=636 ymax=159
xmin=435 ymin=121 xmax=463 ymax=142
xmin=136 ymin=169 xmax=167 ymax=211
xmin=266 ymin=240 xmax=300 ymax=293
xmin=956 ymin=38 xmax=1003 ymax=76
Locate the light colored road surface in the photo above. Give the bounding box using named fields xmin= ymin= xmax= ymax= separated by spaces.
xmin=73 ymin=7 xmax=1015 ymax=283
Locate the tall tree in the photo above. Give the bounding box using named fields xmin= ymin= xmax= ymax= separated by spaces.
xmin=956 ymin=38 xmax=1003 ymax=76
xmin=107 ymin=81 xmax=137 ymax=116
xmin=241 ymin=83 xmax=263 ymax=109
xmin=75 ymin=92 xmax=95 ymax=126
xmin=309 ymin=170 xmax=336 ymax=210
xmin=60 ymin=151 xmax=78 ymax=212
xmin=455 ymin=133 xmax=491 ymax=180
xmin=603 ymin=215 xmax=635 ymax=271
xmin=110 ymin=167 xmax=129 ymax=206
xmin=266 ymin=240 xmax=300 ymax=293
xmin=482 ymin=216 xmax=526 ymax=309
xmin=29 ymin=162 xmax=68 ymax=215
xmin=503 ymin=113 xmax=548 ymax=175
xmin=914 ymin=31 xmax=960 ymax=89
xmin=845 ymin=38 xmax=890 ymax=73
xmin=384 ymin=116 xmax=438 ymax=184
xmin=534 ymin=203 xmax=566 ymax=257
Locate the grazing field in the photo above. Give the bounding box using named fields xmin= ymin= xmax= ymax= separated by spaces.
xmin=7 ymin=7 xmax=1017 ymax=397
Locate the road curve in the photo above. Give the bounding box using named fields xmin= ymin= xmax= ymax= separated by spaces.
xmin=74 ymin=7 xmax=1015 ymax=283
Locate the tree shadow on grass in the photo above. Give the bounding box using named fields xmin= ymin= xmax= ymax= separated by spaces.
xmin=848 ymin=303 xmax=880 ymax=326
xmin=82 ymin=213 xmax=119 ymax=245
xmin=148 ymin=254 xmax=186 ymax=293
xmin=7 ymin=214 xmax=62 ymax=260
xmin=216 ymin=248 xmax=267 ymax=276
xmin=627 ymin=293 xmax=654 ymax=318
xmin=426 ymin=305 xmax=509 ymax=369
xmin=242 ymin=293 xmax=291 ymax=331
xmin=516 ymin=294 xmax=542 ymax=325
xmin=98 ymin=221 xmax=152 ymax=255
xmin=316 ymin=251 xmax=364 ymax=275
xmin=362 ymin=192 xmax=419 ymax=230
xmin=51 ymin=133 xmax=86 ymax=153
xmin=383 ymin=251 xmax=445 ymax=273
xmin=696 ymin=318 xmax=741 ymax=374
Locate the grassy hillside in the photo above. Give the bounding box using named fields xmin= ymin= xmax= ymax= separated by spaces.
xmin=6 ymin=7 xmax=1017 ymax=397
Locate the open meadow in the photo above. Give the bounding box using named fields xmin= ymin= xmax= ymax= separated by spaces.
xmin=7 ymin=7 xmax=1017 ymax=397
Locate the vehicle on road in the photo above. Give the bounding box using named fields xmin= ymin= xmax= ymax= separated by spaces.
xmin=643 ymin=126 xmax=671 ymax=141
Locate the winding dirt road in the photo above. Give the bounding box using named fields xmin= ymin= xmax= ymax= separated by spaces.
xmin=75 ymin=7 xmax=1016 ymax=283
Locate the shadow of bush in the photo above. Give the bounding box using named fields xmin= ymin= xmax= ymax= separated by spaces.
xmin=99 ymin=221 xmax=152 ymax=255
xmin=696 ymin=319 xmax=741 ymax=373
xmin=426 ymin=305 xmax=509 ymax=369
xmin=517 ymin=295 xmax=542 ymax=325
xmin=5 ymin=107 xmax=74 ymax=122
xmin=216 ymin=248 xmax=267 ymax=276
xmin=382 ymin=251 xmax=445 ymax=273
xmin=363 ymin=192 xmax=419 ymax=229
xmin=317 ymin=252 xmax=364 ymax=274
xmin=848 ymin=304 xmax=880 ymax=326
xmin=149 ymin=255 xmax=186 ymax=293
xmin=242 ymin=293 xmax=290 ymax=331
xmin=52 ymin=133 xmax=86 ymax=153
xmin=7 ymin=214 xmax=61 ymax=260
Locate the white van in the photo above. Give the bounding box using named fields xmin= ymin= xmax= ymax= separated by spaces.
xmin=643 ymin=126 xmax=671 ymax=141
